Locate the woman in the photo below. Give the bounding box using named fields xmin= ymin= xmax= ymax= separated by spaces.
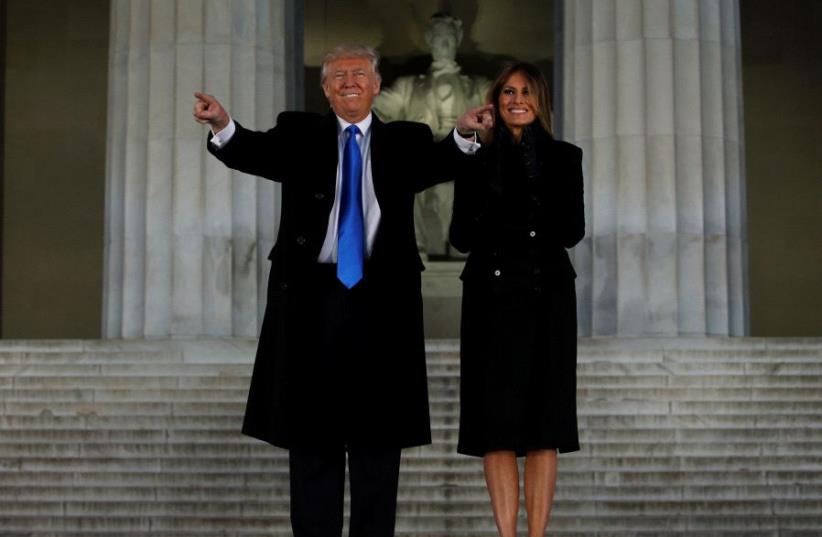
xmin=451 ymin=62 xmax=584 ymax=537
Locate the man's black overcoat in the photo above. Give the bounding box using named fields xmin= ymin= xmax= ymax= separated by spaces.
xmin=208 ymin=111 xmax=465 ymax=450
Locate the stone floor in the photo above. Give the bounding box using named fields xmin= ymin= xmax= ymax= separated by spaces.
xmin=1 ymin=337 xmax=821 ymax=536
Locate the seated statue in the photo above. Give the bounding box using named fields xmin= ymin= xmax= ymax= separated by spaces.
xmin=375 ymin=13 xmax=490 ymax=259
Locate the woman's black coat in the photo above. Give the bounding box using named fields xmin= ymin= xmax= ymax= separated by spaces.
xmin=449 ymin=125 xmax=585 ymax=455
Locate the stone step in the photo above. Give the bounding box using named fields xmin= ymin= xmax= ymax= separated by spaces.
xmin=7 ymin=455 xmax=822 ymax=475
xmin=576 ymin=361 xmax=822 ymax=376
xmin=6 ymin=369 xmax=822 ymax=389
xmin=6 ymin=351 xmax=822 ymax=367
xmin=0 ymin=509 xmax=816 ymax=534
xmin=0 ymin=351 xmax=186 ymax=365
xmin=426 ymin=375 xmax=822 ymax=389
xmin=578 ymin=414 xmax=822 ymax=428
xmin=0 ymin=415 xmax=242 ymax=429
xmin=0 ymin=402 xmax=247 ymax=416
xmin=0 ymin=513 xmax=815 ymax=532
xmin=4 ymin=470 xmax=820 ymax=492
xmin=6 ymin=388 xmax=822 ymax=411
xmin=0 ymin=531 xmax=810 ymax=537
xmin=7 ymin=395 xmax=822 ymax=419
xmin=0 ymin=531 xmax=812 ymax=537
xmin=4 ymin=425 xmax=821 ymax=444
xmin=3 ymin=500 xmax=819 ymax=519
xmin=581 ymin=348 xmax=822 ymax=362
xmin=0 ymin=515 xmax=288 ymax=533
xmin=4 ymin=345 xmax=822 ymax=363
xmin=2 ymin=413 xmax=820 ymax=434
xmin=2 ymin=336 xmax=820 ymax=354
xmin=6 ymin=372 xmax=822 ymax=394
xmin=0 ymin=388 xmax=248 ymax=402
xmin=7 ymin=468 xmax=822 ymax=491
xmin=3 ymin=482 xmax=822 ymax=502
xmin=582 ymin=374 xmax=822 ymax=387
xmin=0 ymin=364 xmax=253 ymax=377
xmin=4 ymin=440 xmax=822 ymax=460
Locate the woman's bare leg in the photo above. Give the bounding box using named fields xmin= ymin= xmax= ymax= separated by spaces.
xmin=483 ymin=451 xmax=520 ymax=537
xmin=524 ymin=449 xmax=557 ymax=537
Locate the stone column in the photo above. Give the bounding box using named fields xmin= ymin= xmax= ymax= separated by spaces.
xmin=561 ymin=0 xmax=748 ymax=336
xmin=103 ymin=0 xmax=293 ymax=338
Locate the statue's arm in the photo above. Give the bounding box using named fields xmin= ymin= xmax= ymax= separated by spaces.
xmin=472 ymin=77 xmax=492 ymax=104
xmin=373 ymin=77 xmax=413 ymax=122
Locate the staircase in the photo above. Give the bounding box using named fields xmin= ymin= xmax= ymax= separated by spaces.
xmin=1 ymin=338 xmax=821 ymax=536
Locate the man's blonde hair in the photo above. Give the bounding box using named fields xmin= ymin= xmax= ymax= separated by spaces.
xmin=320 ymin=45 xmax=381 ymax=84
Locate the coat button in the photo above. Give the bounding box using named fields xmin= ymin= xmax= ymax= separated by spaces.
xmin=493 ymin=269 xmax=501 ymax=277
xmin=529 ymin=230 xmax=536 ymax=237
xmin=295 ymin=236 xmax=306 ymax=245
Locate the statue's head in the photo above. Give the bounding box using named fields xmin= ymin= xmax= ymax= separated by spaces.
xmin=424 ymin=13 xmax=463 ymax=62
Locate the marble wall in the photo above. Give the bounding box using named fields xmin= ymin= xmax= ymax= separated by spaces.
xmin=1 ymin=0 xmax=109 ymax=338
xmin=742 ymin=0 xmax=822 ymax=335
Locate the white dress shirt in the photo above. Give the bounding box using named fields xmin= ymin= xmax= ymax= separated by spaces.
xmin=316 ymin=114 xmax=379 ymax=263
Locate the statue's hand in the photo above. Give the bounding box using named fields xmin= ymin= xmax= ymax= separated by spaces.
xmin=456 ymin=104 xmax=494 ymax=135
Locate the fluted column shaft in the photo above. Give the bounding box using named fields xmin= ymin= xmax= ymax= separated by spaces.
xmin=562 ymin=0 xmax=748 ymax=336
xmin=104 ymin=0 xmax=289 ymax=338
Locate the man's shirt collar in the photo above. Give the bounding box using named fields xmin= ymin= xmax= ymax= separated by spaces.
xmin=336 ymin=112 xmax=373 ymax=136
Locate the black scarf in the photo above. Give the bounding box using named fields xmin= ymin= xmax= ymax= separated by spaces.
xmin=484 ymin=123 xmax=552 ymax=196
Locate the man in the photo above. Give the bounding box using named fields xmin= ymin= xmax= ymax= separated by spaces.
xmin=374 ymin=13 xmax=490 ymax=257
xmin=193 ymin=45 xmax=491 ymax=537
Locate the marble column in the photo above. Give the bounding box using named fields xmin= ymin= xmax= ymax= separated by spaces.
xmin=562 ymin=0 xmax=748 ymax=336
xmin=103 ymin=0 xmax=293 ymax=338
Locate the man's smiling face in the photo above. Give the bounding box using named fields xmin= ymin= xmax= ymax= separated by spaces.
xmin=322 ymin=56 xmax=381 ymax=123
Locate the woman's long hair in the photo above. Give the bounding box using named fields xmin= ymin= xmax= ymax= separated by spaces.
xmin=483 ymin=62 xmax=553 ymax=144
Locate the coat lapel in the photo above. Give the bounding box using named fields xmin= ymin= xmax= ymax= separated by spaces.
xmin=320 ymin=112 xmax=340 ymax=199
xmin=368 ymin=114 xmax=388 ymax=207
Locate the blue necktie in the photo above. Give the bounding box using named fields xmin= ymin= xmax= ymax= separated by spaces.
xmin=337 ymin=125 xmax=364 ymax=288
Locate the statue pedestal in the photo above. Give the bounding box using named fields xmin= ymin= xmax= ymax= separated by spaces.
xmin=421 ymin=261 xmax=463 ymax=339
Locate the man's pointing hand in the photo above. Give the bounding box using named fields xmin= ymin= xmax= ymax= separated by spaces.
xmin=193 ymin=92 xmax=230 ymax=133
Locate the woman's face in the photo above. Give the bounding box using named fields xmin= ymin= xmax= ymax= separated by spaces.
xmin=497 ymin=72 xmax=537 ymax=138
